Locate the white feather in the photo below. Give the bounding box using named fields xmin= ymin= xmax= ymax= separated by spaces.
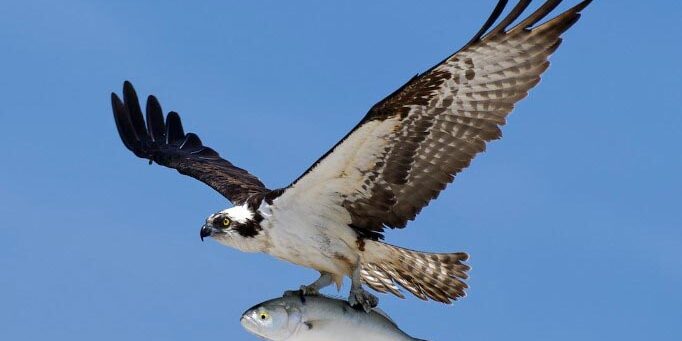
xmin=220 ymin=204 xmax=254 ymax=223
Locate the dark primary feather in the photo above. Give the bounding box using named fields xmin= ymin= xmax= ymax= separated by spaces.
xmin=461 ymin=0 xmax=508 ymax=49
xmin=292 ymin=0 xmax=592 ymax=238
xmin=111 ymin=81 xmax=268 ymax=205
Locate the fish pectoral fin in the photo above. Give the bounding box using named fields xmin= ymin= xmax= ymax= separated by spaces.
xmin=302 ymin=319 xmax=327 ymax=331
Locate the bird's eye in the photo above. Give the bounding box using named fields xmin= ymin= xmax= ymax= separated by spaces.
xmin=221 ymin=217 xmax=231 ymax=227
xmin=259 ymin=311 xmax=269 ymax=320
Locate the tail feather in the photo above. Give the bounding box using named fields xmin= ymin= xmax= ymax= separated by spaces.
xmin=360 ymin=240 xmax=470 ymax=303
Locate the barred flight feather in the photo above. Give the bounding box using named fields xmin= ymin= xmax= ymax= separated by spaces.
xmin=361 ymin=241 xmax=470 ymax=303
xmin=289 ymin=0 xmax=592 ymax=239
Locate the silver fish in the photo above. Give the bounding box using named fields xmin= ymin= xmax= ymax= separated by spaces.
xmin=241 ymin=295 xmax=426 ymax=341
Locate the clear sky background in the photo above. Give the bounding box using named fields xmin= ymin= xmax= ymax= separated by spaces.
xmin=1 ymin=1 xmax=680 ymax=340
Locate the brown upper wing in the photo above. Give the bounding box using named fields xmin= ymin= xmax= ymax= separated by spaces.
xmin=286 ymin=0 xmax=592 ymax=238
xmin=112 ymin=81 xmax=268 ymax=205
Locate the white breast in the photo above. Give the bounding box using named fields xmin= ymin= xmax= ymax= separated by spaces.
xmin=259 ymin=197 xmax=359 ymax=279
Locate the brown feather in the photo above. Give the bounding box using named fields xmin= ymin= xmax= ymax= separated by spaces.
xmin=361 ymin=241 xmax=470 ymax=303
xmin=290 ymin=1 xmax=592 ymax=238
xmin=111 ymin=82 xmax=268 ymax=205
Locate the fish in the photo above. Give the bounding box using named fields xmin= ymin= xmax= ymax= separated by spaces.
xmin=240 ymin=295 xmax=427 ymax=341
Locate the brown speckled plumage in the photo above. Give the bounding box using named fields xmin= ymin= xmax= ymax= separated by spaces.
xmin=316 ymin=0 xmax=593 ymax=238
xmin=111 ymin=0 xmax=593 ymax=307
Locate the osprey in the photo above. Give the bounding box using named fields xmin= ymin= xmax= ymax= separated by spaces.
xmin=111 ymin=0 xmax=591 ymax=311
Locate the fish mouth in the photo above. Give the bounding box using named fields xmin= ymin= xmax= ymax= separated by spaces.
xmin=239 ymin=314 xmax=259 ymax=334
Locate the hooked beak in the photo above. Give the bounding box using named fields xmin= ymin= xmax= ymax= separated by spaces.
xmin=200 ymin=224 xmax=212 ymax=241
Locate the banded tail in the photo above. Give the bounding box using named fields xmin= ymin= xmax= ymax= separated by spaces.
xmin=360 ymin=240 xmax=470 ymax=303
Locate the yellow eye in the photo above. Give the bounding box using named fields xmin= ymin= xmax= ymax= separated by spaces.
xmin=259 ymin=311 xmax=269 ymax=320
xmin=222 ymin=217 xmax=231 ymax=227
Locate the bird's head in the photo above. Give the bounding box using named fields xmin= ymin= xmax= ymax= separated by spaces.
xmin=200 ymin=204 xmax=267 ymax=252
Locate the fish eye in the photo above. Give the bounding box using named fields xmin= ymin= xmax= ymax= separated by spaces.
xmin=259 ymin=311 xmax=269 ymax=320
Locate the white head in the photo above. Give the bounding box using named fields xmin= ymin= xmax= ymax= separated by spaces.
xmin=199 ymin=204 xmax=269 ymax=253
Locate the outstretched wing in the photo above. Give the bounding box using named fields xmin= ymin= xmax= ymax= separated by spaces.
xmin=282 ymin=0 xmax=592 ymax=239
xmin=111 ymin=81 xmax=268 ymax=205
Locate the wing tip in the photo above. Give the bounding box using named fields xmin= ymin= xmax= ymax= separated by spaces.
xmin=110 ymin=89 xmax=140 ymax=154
xmin=511 ymin=0 xmax=593 ymax=34
xmin=463 ymin=0 xmax=594 ymax=48
xmin=167 ymin=110 xmax=181 ymax=121
xmin=487 ymin=0 xmax=532 ymax=37
xmin=110 ymin=92 xmax=122 ymax=107
xmin=165 ymin=111 xmax=186 ymax=144
xmin=122 ymin=80 xmax=136 ymax=100
xmin=574 ymin=0 xmax=593 ymax=13
xmin=462 ymin=0 xmax=509 ymax=49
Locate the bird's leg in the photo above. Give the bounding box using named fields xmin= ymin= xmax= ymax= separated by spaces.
xmin=284 ymin=272 xmax=333 ymax=298
xmin=348 ymin=260 xmax=378 ymax=312
xmin=300 ymin=272 xmax=334 ymax=295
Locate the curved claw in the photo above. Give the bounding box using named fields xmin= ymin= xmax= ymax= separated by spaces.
xmin=283 ymin=289 xmax=308 ymax=304
xmin=348 ymin=287 xmax=378 ymax=313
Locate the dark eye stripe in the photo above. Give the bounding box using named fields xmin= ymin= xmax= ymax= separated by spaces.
xmin=212 ymin=215 xmax=231 ymax=227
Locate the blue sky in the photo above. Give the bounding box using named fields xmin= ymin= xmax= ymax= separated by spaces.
xmin=1 ymin=1 xmax=681 ymax=340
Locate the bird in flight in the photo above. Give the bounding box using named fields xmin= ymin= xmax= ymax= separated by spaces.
xmin=111 ymin=0 xmax=592 ymax=311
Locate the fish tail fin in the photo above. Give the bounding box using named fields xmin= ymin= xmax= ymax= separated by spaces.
xmin=360 ymin=240 xmax=469 ymax=303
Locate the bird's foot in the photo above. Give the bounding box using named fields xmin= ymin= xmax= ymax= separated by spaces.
xmin=284 ymin=284 xmax=321 ymax=297
xmin=283 ymin=284 xmax=322 ymax=303
xmin=348 ymin=287 xmax=378 ymax=312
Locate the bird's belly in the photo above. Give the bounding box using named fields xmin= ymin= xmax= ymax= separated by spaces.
xmin=264 ymin=216 xmax=358 ymax=277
